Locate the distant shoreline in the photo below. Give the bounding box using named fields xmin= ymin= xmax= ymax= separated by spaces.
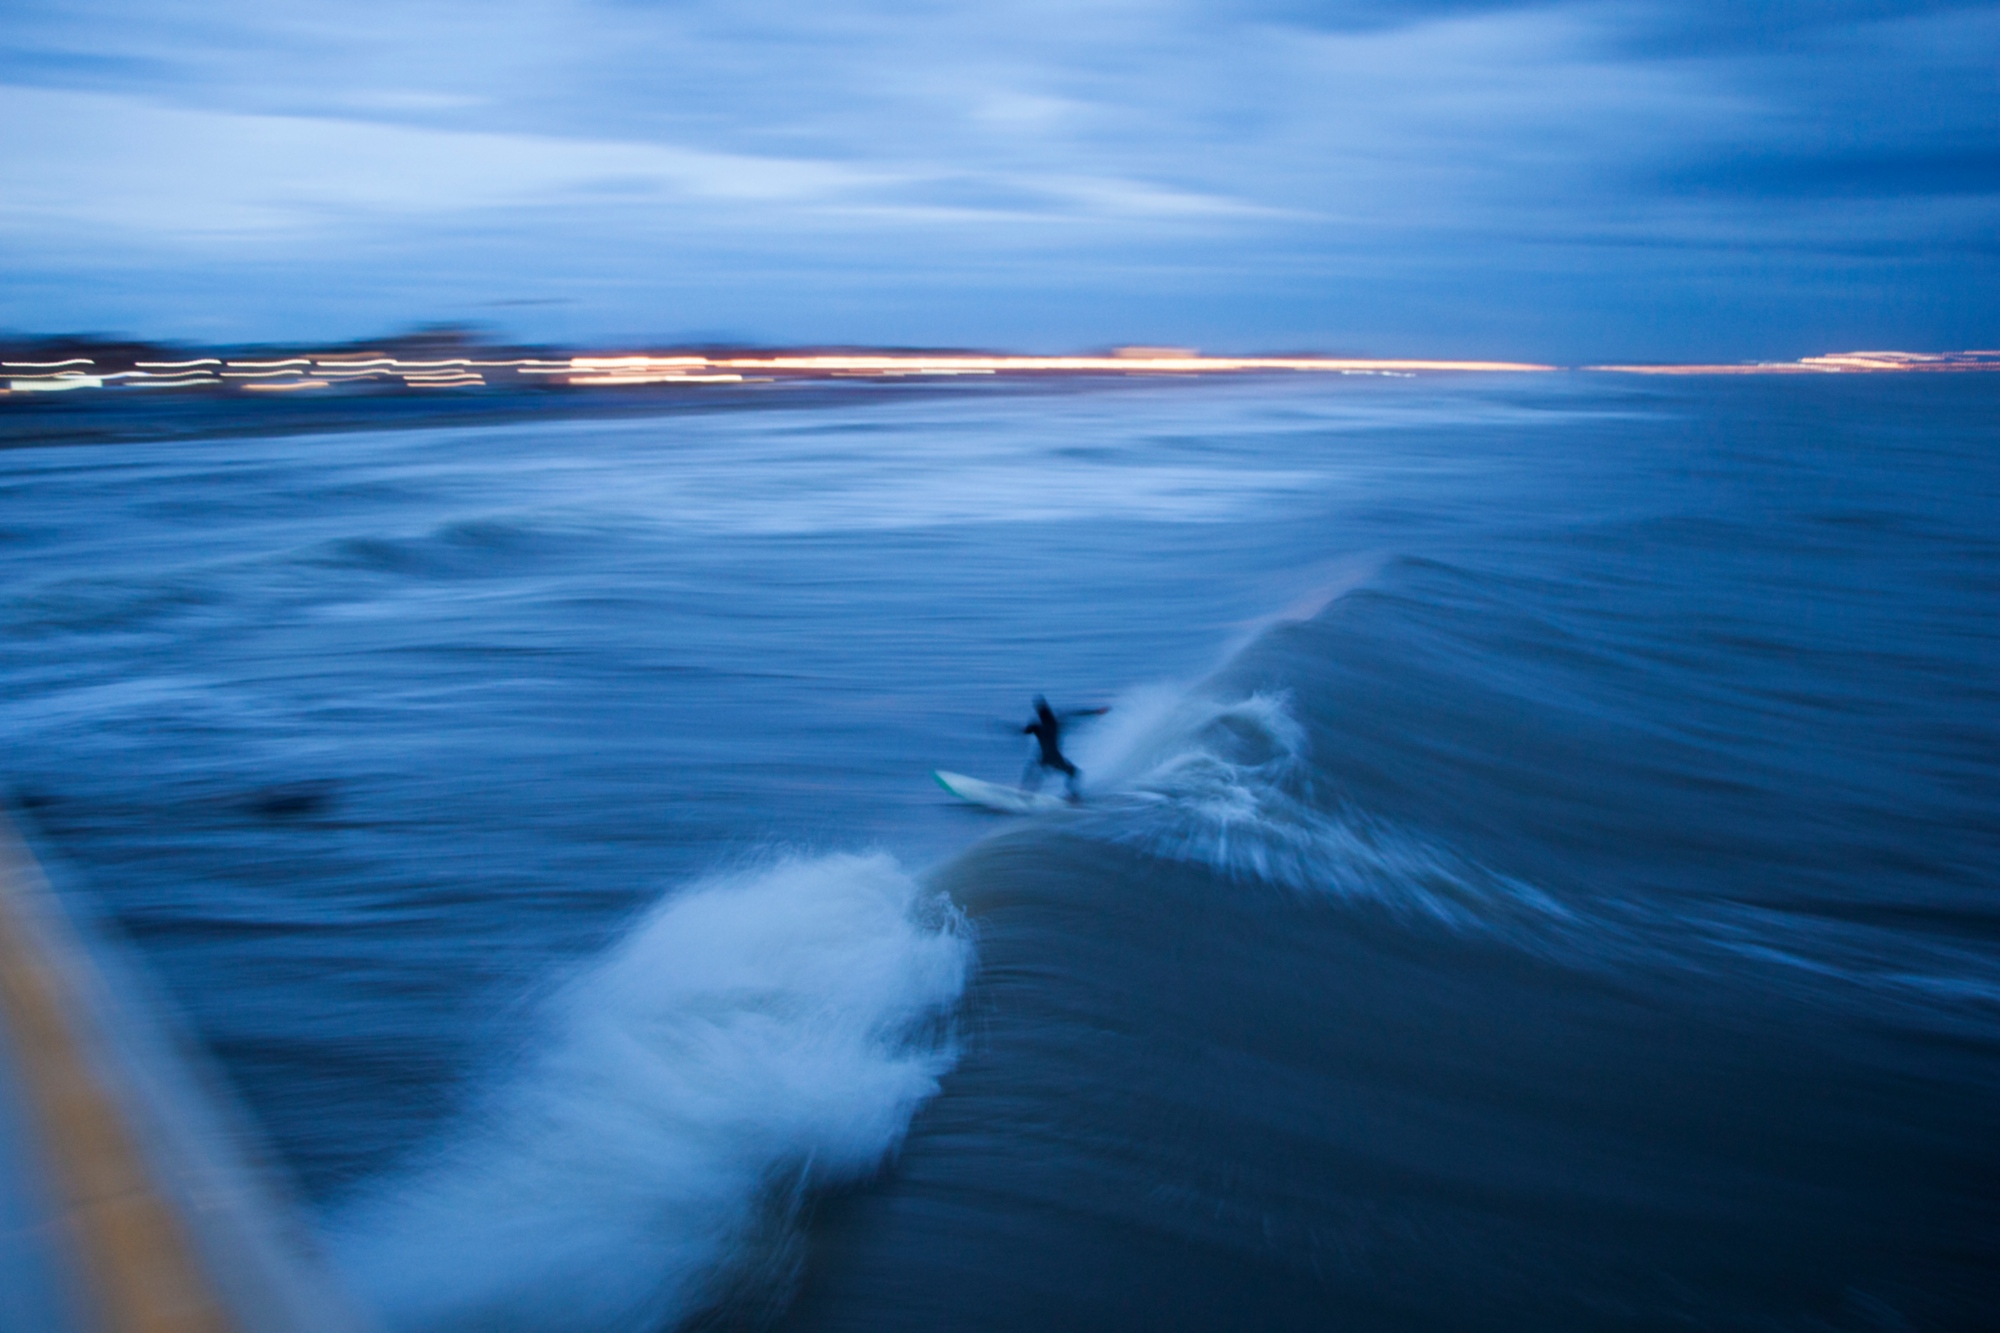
xmin=3 ymin=341 xmax=1996 ymax=451
xmin=0 ymin=337 xmax=1555 ymax=449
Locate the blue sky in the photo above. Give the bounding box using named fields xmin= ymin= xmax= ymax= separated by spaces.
xmin=3 ymin=1 xmax=1995 ymax=358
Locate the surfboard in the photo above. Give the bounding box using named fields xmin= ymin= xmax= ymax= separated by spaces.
xmin=933 ymin=770 xmax=1071 ymax=814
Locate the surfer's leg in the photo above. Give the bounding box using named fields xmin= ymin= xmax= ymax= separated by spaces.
xmin=1058 ymin=757 xmax=1081 ymax=801
xmin=1020 ymin=756 xmax=1044 ymax=792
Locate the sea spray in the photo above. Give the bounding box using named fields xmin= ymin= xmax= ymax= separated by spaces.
xmin=1070 ymin=684 xmax=1566 ymax=926
xmin=330 ymin=852 xmax=970 ymax=1333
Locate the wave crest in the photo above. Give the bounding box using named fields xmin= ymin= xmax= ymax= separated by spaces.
xmin=331 ymin=851 xmax=970 ymax=1332
xmin=1072 ymin=685 xmax=1565 ymax=926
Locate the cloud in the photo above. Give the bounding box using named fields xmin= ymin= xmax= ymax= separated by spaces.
xmin=1 ymin=0 xmax=1995 ymax=355
xmin=0 ymin=73 xmax=1287 ymax=248
xmin=1667 ymin=148 xmax=2000 ymax=200
xmin=0 ymin=86 xmax=889 ymax=238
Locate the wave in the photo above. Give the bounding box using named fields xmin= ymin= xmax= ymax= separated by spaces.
xmin=1067 ymin=683 xmax=1569 ymax=929
xmin=1065 ymin=679 xmax=2000 ymax=1018
xmin=328 ymin=852 xmax=970 ymax=1333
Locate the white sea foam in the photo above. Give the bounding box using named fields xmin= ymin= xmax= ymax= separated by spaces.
xmin=329 ymin=852 xmax=970 ymax=1333
xmin=1072 ymin=684 xmax=1566 ymax=926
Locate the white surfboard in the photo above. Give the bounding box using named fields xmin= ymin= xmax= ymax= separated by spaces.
xmin=933 ymin=769 xmax=1071 ymax=814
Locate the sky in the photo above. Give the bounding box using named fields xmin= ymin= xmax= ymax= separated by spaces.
xmin=3 ymin=0 xmax=1996 ymax=359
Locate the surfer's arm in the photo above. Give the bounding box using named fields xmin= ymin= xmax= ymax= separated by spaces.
xmin=1059 ymin=707 xmax=1110 ymax=720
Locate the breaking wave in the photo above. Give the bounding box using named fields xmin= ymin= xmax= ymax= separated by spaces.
xmin=329 ymin=852 xmax=970 ymax=1332
xmin=1069 ymin=683 xmax=1568 ymax=928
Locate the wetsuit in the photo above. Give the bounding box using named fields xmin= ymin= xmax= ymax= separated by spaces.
xmin=1022 ymin=696 xmax=1082 ymax=800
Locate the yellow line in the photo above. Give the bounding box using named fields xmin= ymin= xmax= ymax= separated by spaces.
xmin=0 ymin=821 xmax=235 ymax=1333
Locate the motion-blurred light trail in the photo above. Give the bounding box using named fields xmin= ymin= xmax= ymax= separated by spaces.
xmin=6 ymin=342 xmax=1999 ymax=400
xmin=1587 ymin=350 xmax=2000 ymax=374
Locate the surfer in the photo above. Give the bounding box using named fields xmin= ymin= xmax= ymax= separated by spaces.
xmin=1021 ymin=696 xmax=1106 ymax=802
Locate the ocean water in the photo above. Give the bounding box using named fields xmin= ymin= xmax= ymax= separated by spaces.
xmin=1 ymin=374 xmax=1995 ymax=1331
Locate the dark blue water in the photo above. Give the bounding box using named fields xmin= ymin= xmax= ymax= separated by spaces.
xmin=2 ymin=374 xmax=1995 ymax=1331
